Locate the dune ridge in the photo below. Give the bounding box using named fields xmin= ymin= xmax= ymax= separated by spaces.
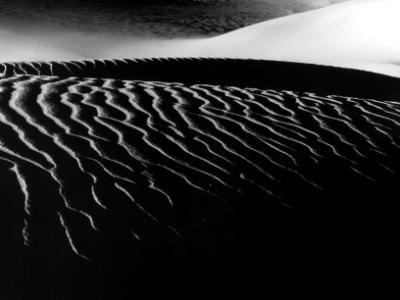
xmin=0 ymin=58 xmax=399 ymax=298
xmin=1 ymin=1 xmax=400 ymax=78
xmin=2 ymin=58 xmax=400 ymax=100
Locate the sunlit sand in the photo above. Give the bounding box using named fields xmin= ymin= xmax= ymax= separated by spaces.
xmin=1 ymin=0 xmax=399 ymax=77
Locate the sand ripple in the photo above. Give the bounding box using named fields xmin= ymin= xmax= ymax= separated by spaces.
xmin=1 ymin=59 xmax=399 ymax=298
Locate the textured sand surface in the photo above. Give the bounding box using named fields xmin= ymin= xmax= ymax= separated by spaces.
xmin=0 ymin=0 xmax=398 ymax=77
xmin=1 ymin=1 xmax=397 ymax=298
xmin=0 ymin=0 xmax=348 ymax=37
xmin=1 ymin=58 xmax=399 ymax=298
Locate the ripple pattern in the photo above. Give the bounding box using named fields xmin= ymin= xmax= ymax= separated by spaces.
xmin=1 ymin=67 xmax=400 ymax=298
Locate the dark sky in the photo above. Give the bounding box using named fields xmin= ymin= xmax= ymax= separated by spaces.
xmin=0 ymin=0 xmax=349 ymax=37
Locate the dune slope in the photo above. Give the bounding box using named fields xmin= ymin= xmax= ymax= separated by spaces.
xmin=0 ymin=58 xmax=399 ymax=298
xmin=179 ymin=0 xmax=400 ymax=76
xmin=1 ymin=0 xmax=400 ymax=77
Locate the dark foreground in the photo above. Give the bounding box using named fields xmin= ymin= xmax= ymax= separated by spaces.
xmin=0 ymin=59 xmax=399 ymax=299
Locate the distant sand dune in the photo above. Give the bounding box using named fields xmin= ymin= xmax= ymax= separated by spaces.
xmin=1 ymin=0 xmax=399 ymax=77
xmin=0 ymin=0 xmax=349 ymax=37
xmin=1 ymin=58 xmax=399 ymax=298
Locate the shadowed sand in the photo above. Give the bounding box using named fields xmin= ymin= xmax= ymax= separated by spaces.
xmin=1 ymin=58 xmax=399 ymax=298
xmin=2 ymin=58 xmax=400 ymax=100
xmin=0 ymin=0 xmax=348 ymax=37
xmin=1 ymin=1 xmax=398 ymax=297
xmin=1 ymin=0 xmax=399 ymax=77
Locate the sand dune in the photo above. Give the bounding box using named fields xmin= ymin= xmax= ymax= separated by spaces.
xmin=1 ymin=0 xmax=399 ymax=297
xmin=1 ymin=58 xmax=399 ymax=298
xmin=1 ymin=0 xmax=399 ymax=76
xmin=130 ymin=0 xmax=400 ymax=77
xmin=2 ymin=58 xmax=400 ymax=100
xmin=0 ymin=0 xmax=348 ymax=37
xmin=191 ymin=0 xmax=400 ymax=76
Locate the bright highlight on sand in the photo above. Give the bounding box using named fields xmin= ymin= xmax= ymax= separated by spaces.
xmin=2 ymin=1 xmax=399 ymax=298
xmin=0 ymin=0 xmax=399 ymax=76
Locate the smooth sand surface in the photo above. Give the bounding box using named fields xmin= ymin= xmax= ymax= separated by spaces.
xmin=192 ymin=0 xmax=400 ymax=76
xmin=1 ymin=0 xmax=399 ymax=77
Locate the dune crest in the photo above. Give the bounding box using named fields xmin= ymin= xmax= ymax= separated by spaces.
xmin=1 ymin=0 xmax=399 ymax=77
xmin=192 ymin=0 xmax=400 ymax=76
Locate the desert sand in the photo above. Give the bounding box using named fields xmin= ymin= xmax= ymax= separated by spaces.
xmin=1 ymin=0 xmax=399 ymax=77
xmin=0 ymin=0 xmax=348 ymax=37
xmin=192 ymin=0 xmax=400 ymax=76
xmin=1 ymin=57 xmax=400 ymax=298
xmin=1 ymin=0 xmax=399 ymax=298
